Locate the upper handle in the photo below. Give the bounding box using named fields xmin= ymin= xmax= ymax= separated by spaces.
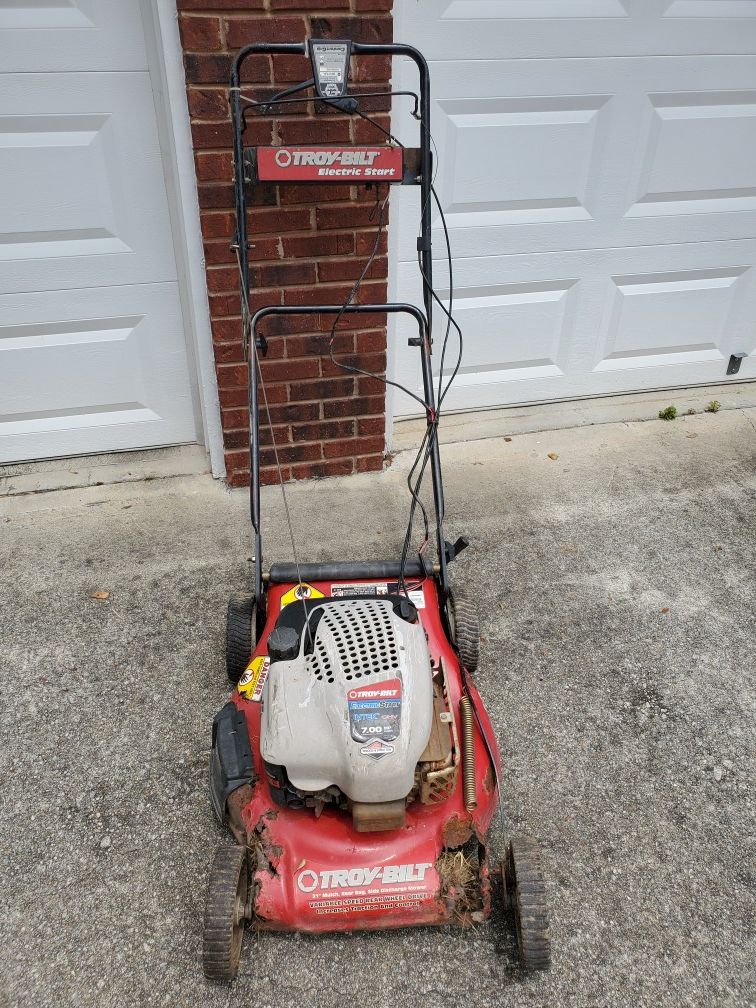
xmin=231 ymin=41 xmax=429 ymax=88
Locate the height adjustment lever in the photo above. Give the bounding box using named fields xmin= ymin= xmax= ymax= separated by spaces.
xmin=443 ymin=536 xmax=470 ymax=564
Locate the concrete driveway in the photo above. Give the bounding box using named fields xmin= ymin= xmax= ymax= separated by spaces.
xmin=1 ymin=408 xmax=754 ymax=1008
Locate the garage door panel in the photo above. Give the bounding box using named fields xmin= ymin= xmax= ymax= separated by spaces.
xmin=391 ymin=240 xmax=756 ymax=414
xmin=0 ymin=284 xmax=197 ymax=464
xmin=438 ymin=95 xmax=611 ymax=229
xmin=628 ymin=90 xmax=756 ymax=218
xmin=0 ymin=74 xmax=178 ymax=294
xmin=0 ymin=0 xmax=199 ymax=464
xmin=1 ymin=0 xmax=145 ymax=72
xmin=403 ymin=0 xmax=756 ymax=58
xmin=594 ymin=267 xmax=750 ymax=373
xmin=394 ymin=56 xmax=756 ymax=260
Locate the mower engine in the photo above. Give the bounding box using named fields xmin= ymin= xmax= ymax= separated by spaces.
xmin=260 ymin=598 xmax=459 ymax=832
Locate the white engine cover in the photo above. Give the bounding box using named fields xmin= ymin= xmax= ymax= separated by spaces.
xmin=260 ymin=599 xmax=433 ymax=803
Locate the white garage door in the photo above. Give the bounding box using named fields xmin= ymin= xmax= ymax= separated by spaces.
xmin=389 ymin=1 xmax=756 ymax=417
xmin=0 ymin=0 xmax=198 ymax=463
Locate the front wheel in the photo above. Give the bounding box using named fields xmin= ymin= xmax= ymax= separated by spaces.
xmin=202 ymin=844 xmax=249 ymax=982
xmin=503 ymin=836 xmax=551 ymax=970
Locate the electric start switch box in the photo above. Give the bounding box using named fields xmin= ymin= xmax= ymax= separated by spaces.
xmin=309 ymin=39 xmax=352 ymax=99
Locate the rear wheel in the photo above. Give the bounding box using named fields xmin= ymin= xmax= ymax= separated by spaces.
xmin=504 ymin=836 xmax=551 ymax=970
xmin=448 ymin=587 xmax=480 ymax=673
xmin=226 ymin=593 xmax=256 ymax=684
xmin=202 ymin=844 xmax=249 ymax=982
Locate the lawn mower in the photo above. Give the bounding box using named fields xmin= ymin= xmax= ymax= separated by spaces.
xmin=203 ymin=37 xmax=551 ymax=982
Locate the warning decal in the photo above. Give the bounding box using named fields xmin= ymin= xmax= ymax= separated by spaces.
xmin=295 ymin=861 xmax=436 ymax=918
xmin=330 ymin=582 xmax=425 ymax=609
xmin=237 ymin=656 xmax=270 ymax=702
xmin=348 ymin=678 xmax=402 ymax=745
xmin=280 ymin=583 xmax=325 ymax=610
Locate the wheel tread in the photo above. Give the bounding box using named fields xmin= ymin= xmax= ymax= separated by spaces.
xmin=202 ymin=844 xmax=248 ymax=982
xmin=506 ymin=835 xmax=551 ymax=971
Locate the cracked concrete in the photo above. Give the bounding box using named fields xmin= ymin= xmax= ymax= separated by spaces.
xmin=0 ymin=407 xmax=754 ymax=1008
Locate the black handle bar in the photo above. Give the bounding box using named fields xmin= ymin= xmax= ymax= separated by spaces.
xmin=250 ymin=302 xmax=428 ymax=346
xmin=231 ymin=42 xmax=429 ymax=88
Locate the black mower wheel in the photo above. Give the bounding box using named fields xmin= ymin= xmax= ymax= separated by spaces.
xmin=448 ymin=587 xmax=480 ymax=673
xmin=504 ymin=836 xmax=551 ymax=971
xmin=202 ymin=844 xmax=249 ymax=983
xmin=226 ymin=593 xmax=256 ymax=684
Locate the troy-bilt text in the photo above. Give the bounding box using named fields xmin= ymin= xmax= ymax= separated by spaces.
xmin=297 ymin=862 xmax=433 ymax=892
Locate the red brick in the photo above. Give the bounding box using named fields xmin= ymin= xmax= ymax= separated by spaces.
xmin=187 ymin=87 xmax=229 ymax=121
xmin=289 ymin=459 xmax=355 ymax=480
xmin=323 ymin=351 xmax=386 ymax=379
xmin=203 ymin=241 xmax=234 ymax=265
xmin=352 ymin=115 xmax=393 ymax=144
xmin=292 ymin=419 xmax=355 ymax=441
xmin=200 ymin=210 xmax=234 ymax=240
xmin=323 ymin=436 xmax=385 ymax=459
xmin=271 ymin=54 xmax=314 ymax=85
xmin=179 ymin=14 xmax=222 ymax=52
xmin=354 ymin=0 xmax=393 ymax=13
xmin=194 ymin=150 xmax=233 ymax=182
xmin=178 ymin=0 xmax=264 ymax=8
xmin=185 ymin=52 xmax=270 ymax=85
xmin=277 ymin=118 xmax=351 ymax=145
xmin=285 ymin=332 xmax=353 ymax=358
xmin=205 ymin=266 xmax=238 ymax=293
xmin=358 ymin=373 xmax=387 ymax=396
xmin=281 ymin=232 xmax=354 ymax=259
xmin=258 ymin=358 xmax=320 ymax=383
xmin=190 ymin=120 xmax=234 ymax=149
xmin=249 ymin=206 xmax=312 ymax=232
xmin=355 ymin=330 xmax=386 ymax=352
xmin=265 ymin=401 xmax=319 ymax=424
xmin=210 ymin=293 xmax=243 ymax=318
xmin=213 ymin=340 xmax=244 ymax=365
xmin=260 ymin=442 xmax=322 ymax=466
xmin=218 ymin=387 xmax=249 ymax=409
xmin=311 ymin=16 xmax=392 ymax=45
xmin=356 ymin=230 xmax=388 ymax=256
xmin=288 ymin=377 xmax=355 ymax=401
xmin=221 ymin=408 xmax=248 ymax=430
xmin=225 ymin=16 xmax=308 ymax=49
xmin=353 ymin=54 xmax=392 ymax=83
xmin=355 ymin=454 xmax=385 ymax=474
xmin=357 ymin=415 xmax=386 ymax=436
xmin=280 ymin=184 xmax=353 ymax=206
xmin=316 ymin=203 xmax=380 ymax=230
xmin=197 ymin=183 xmax=234 ymax=210
xmin=323 ymin=394 xmax=384 ymax=419
xmin=317 ymin=255 xmax=387 ymax=283
xmin=271 ymin=0 xmax=349 ymax=7
xmin=251 ymin=261 xmax=316 ymax=288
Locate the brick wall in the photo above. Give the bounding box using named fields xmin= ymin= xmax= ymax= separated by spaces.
xmin=178 ymin=0 xmax=394 ymax=486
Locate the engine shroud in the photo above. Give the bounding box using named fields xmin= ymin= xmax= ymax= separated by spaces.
xmin=260 ymin=598 xmax=434 ymax=803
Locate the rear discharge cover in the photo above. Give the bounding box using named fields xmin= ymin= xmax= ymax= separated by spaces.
xmin=260 ymin=599 xmax=433 ymax=803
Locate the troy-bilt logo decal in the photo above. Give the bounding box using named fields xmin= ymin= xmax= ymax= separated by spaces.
xmin=347 ymin=682 xmax=401 ymax=701
xmin=297 ymin=862 xmax=433 ymax=893
xmin=348 ymin=678 xmax=402 ymax=746
xmin=257 ymin=146 xmax=403 ymax=182
xmin=275 ymin=148 xmax=382 ymax=168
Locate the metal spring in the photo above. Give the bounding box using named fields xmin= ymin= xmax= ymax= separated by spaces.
xmin=459 ymin=693 xmax=478 ymax=811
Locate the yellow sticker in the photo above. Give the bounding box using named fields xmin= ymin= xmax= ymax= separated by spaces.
xmin=237 ymin=656 xmax=271 ymax=702
xmin=280 ymin=583 xmax=324 ymax=610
